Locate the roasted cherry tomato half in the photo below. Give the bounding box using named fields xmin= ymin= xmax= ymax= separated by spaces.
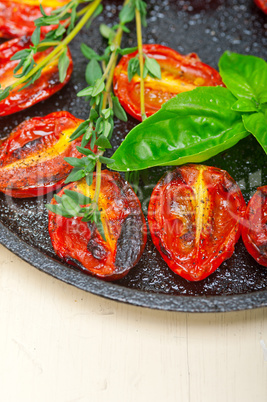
xmin=242 ymin=186 xmax=267 ymax=267
xmin=254 ymin=0 xmax=267 ymax=13
xmin=148 ymin=165 xmax=246 ymax=281
xmin=0 ymin=36 xmax=73 ymax=116
xmin=113 ymin=44 xmax=224 ymax=121
xmin=0 ymin=0 xmax=70 ymax=38
xmin=48 ymin=171 xmax=147 ymax=280
xmin=0 ymin=111 xmax=86 ymax=197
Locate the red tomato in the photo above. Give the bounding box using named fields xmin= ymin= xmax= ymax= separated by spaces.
xmin=0 ymin=0 xmax=70 ymax=38
xmin=148 ymin=165 xmax=246 ymax=281
xmin=242 ymin=186 xmax=267 ymax=267
xmin=113 ymin=44 xmax=224 ymax=121
xmin=48 ymin=171 xmax=147 ymax=280
xmin=0 ymin=36 xmax=73 ymax=116
xmin=254 ymin=0 xmax=267 ymax=13
xmin=0 ymin=111 xmax=86 ymax=197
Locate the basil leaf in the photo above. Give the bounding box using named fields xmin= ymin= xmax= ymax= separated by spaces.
xmin=242 ymin=111 xmax=267 ymax=154
xmin=231 ymin=98 xmax=259 ymax=113
xmin=219 ymin=52 xmax=267 ymax=104
xmin=110 ymin=87 xmax=248 ymax=171
xmin=85 ymin=59 xmax=102 ymax=86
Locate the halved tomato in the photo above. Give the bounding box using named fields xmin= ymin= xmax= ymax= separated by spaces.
xmin=254 ymin=0 xmax=267 ymax=13
xmin=148 ymin=165 xmax=246 ymax=281
xmin=242 ymin=186 xmax=267 ymax=267
xmin=0 ymin=111 xmax=85 ymax=197
xmin=0 ymin=0 xmax=70 ymax=38
xmin=48 ymin=171 xmax=147 ymax=280
xmin=0 ymin=36 xmax=73 ymax=116
xmin=113 ymin=44 xmax=224 ymax=121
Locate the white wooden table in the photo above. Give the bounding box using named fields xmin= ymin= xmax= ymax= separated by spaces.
xmin=1 ymin=243 xmax=267 ymax=402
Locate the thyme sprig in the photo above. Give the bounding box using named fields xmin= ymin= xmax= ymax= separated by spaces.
xmin=0 ymin=0 xmax=102 ymax=100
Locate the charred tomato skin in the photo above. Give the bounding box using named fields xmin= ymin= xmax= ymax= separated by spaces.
xmin=242 ymin=186 xmax=267 ymax=267
xmin=113 ymin=44 xmax=224 ymax=121
xmin=48 ymin=171 xmax=147 ymax=280
xmin=0 ymin=111 xmax=85 ymax=197
xmin=254 ymin=0 xmax=267 ymax=13
xmin=0 ymin=36 xmax=73 ymax=116
xmin=147 ymin=164 xmax=246 ymax=282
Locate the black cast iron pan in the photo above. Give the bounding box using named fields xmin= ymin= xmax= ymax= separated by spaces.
xmin=0 ymin=0 xmax=266 ymax=312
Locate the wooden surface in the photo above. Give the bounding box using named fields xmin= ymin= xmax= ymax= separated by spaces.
xmin=1 ymin=243 xmax=267 ymax=402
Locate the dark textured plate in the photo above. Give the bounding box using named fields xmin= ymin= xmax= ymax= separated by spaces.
xmin=0 ymin=0 xmax=267 ymax=312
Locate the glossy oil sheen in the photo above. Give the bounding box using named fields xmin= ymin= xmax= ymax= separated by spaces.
xmin=0 ymin=0 xmax=266 ymax=310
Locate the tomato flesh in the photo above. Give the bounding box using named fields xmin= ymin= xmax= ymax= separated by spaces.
xmin=0 ymin=111 xmax=85 ymax=197
xmin=0 ymin=0 xmax=70 ymax=38
xmin=254 ymin=0 xmax=267 ymax=13
xmin=113 ymin=44 xmax=224 ymax=121
xmin=148 ymin=165 xmax=246 ymax=281
xmin=48 ymin=171 xmax=147 ymax=280
xmin=0 ymin=37 xmax=73 ymax=116
xmin=242 ymin=186 xmax=267 ymax=267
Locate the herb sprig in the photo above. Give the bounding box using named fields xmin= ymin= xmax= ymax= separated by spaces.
xmin=0 ymin=0 xmax=103 ymax=100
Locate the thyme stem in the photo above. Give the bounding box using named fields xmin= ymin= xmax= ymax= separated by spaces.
xmin=135 ymin=7 xmax=146 ymax=121
xmin=10 ymin=0 xmax=102 ymax=91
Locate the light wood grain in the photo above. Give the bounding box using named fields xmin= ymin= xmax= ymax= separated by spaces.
xmin=0 ymin=244 xmax=267 ymax=402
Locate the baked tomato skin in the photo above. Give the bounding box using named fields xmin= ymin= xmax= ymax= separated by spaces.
xmin=48 ymin=171 xmax=147 ymax=280
xmin=242 ymin=186 xmax=267 ymax=267
xmin=147 ymin=165 xmax=246 ymax=281
xmin=0 ymin=0 xmax=70 ymax=38
xmin=113 ymin=44 xmax=224 ymax=121
xmin=0 ymin=36 xmax=73 ymax=116
xmin=0 ymin=111 xmax=86 ymax=197
xmin=254 ymin=0 xmax=267 ymax=13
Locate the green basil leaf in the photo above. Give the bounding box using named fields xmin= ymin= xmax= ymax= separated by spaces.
xmin=231 ymin=98 xmax=259 ymax=112
xmin=219 ymin=52 xmax=267 ymax=104
xmin=110 ymin=87 xmax=248 ymax=171
xmin=242 ymin=111 xmax=267 ymax=154
xmin=145 ymin=56 xmax=161 ymax=79
xmin=112 ymin=95 xmax=128 ymax=122
xmin=64 ymin=189 xmax=91 ymax=206
xmin=85 ymin=59 xmax=102 ymax=86
xmin=58 ymin=48 xmax=70 ymax=83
